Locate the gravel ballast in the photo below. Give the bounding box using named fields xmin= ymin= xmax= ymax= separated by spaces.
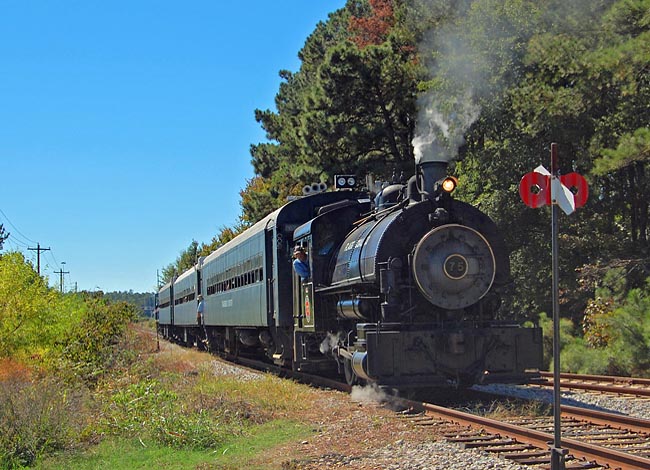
xmin=474 ymin=383 xmax=650 ymax=420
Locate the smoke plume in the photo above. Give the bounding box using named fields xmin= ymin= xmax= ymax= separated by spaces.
xmin=411 ymin=1 xmax=504 ymax=163
xmin=413 ymin=91 xmax=481 ymax=164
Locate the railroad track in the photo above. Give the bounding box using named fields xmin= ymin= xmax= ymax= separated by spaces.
xmin=177 ymin=346 xmax=650 ymax=469
xmin=229 ymin=355 xmax=650 ymax=469
xmin=536 ymin=372 xmax=650 ymax=398
xmin=396 ymin=398 xmax=650 ymax=470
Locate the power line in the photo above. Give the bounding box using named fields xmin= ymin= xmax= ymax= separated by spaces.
xmin=4 ymin=232 xmax=29 ymax=248
xmin=5 ymin=239 xmax=21 ymax=252
xmin=44 ymin=246 xmax=61 ymax=270
xmin=0 ymin=208 xmax=37 ymax=245
xmin=0 ymin=208 xmax=70 ymax=290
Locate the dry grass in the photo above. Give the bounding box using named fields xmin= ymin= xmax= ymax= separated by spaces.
xmin=0 ymin=378 xmax=91 ymax=467
xmin=0 ymin=358 xmax=33 ymax=382
xmin=477 ymin=398 xmax=552 ymax=419
xmin=3 ymin=322 xmax=455 ymax=469
xmin=129 ymin=324 xmax=214 ymax=374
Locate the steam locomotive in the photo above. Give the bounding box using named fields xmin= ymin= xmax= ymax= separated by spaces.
xmin=157 ymin=158 xmax=542 ymax=389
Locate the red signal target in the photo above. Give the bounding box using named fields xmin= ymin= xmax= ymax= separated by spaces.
xmin=560 ymin=172 xmax=589 ymax=208
xmin=519 ymin=171 xmax=551 ymax=208
xmin=519 ymin=171 xmax=588 ymax=210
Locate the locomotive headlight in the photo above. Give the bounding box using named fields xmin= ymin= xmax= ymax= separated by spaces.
xmin=441 ymin=176 xmax=458 ymax=193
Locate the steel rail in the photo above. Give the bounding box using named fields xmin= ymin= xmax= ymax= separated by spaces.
xmin=561 ymin=404 xmax=650 ymax=435
xmin=402 ymin=400 xmax=650 ymax=470
xmin=537 ymin=378 xmax=650 ymax=397
xmin=540 ymin=371 xmax=650 ymax=386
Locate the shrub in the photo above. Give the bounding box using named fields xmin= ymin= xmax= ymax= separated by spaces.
xmin=97 ymin=378 xmax=244 ymax=450
xmin=554 ymin=276 xmax=650 ymax=377
xmin=536 ymin=312 xmax=575 ymax=370
xmin=602 ymin=287 xmax=650 ymax=376
xmin=561 ymin=338 xmax=611 ymax=374
xmin=0 ymin=252 xmax=80 ymax=363
xmin=0 ymin=379 xmax=88 ymax=469
xmin=58 ymin=299 xmax=139 ymax=383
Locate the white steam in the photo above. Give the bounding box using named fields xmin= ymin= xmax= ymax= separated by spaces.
xmin=411 ymin=2 xmax=499 ymax=163
xmin=350 ymin=383 xmax=389 ymax=404
xmin=319 ymin=332 xmax=343 ymax=355
xmin=413 ymin=92 xmax=481 ymax=164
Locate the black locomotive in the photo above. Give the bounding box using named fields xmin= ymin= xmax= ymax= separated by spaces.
xmin=158 ymin=159 xmax=542 ymax=389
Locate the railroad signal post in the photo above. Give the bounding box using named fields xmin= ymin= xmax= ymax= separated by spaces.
xmin=519 ymin=143 xmax=589 ymax=470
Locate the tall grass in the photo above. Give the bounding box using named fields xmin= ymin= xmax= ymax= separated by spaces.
xmin=96 ymin=377 xmax=245 ymax=450
xmin=0 ymin=379 xmax=89 ymax=468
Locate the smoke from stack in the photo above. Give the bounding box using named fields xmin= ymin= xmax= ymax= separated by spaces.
xmin=410 ymin=1 xmax=496 ymax=166
xmin=409 ymin=0 xmax=599 ymax=193
xmin=413 ymin=93 xmax=480 ymax=165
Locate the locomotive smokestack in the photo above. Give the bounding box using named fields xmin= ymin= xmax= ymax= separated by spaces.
xmin=412 ymin=117 xmax=451 ymax=198
xmin=418 ymin=160 xmax=448 ymax=197
xmin=414 ymin=141 xmax=449 ymax=198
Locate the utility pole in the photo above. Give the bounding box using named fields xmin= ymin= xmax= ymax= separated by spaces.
xmin=54 ymin=262 xmax=69 ymax=293
xmin=28 ymin=243 xmax=51 ymax=276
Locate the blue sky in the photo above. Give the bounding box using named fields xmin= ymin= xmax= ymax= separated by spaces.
xmin=0 ymin=0 xmax=347 ymax=293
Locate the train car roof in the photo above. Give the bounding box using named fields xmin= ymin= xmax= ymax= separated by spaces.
xmin=158 ymin=280 xmax=172 ymax=293
xmin=202 ymin=206 xmax=282 ymax=265
xmin=173 ymin=264 xmax=197 ymax=284
xmin=202 ymin=191 xmax=364 ymax=264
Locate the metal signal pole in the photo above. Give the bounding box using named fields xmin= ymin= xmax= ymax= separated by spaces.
xmin=519 ymin=143 xmax=589 ymax=470
xmin=549 ymin=143 xmax=566 ymax=470
xmin=28 ymin=242 xmax=51 ymax=276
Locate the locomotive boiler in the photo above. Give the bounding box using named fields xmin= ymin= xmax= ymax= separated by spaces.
xmin=158 ymin=156 xmax=542 ymax=390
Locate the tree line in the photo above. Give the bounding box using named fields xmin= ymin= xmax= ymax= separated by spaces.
xmin=162 ymin=0 xmax=650 ymax=375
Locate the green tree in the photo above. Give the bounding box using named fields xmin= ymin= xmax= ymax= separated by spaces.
xmin=0 ymin=224 xmax=9 ymax=251
xmin=587 ymin=0 xmax=650 ymax=250
xmin=453 ymin=0 xmax=650 ymax=319
xmin=0 ymin=252 xmax=90 ymax=367
xmin=247 ymin=0 xmax=419 ymax=223
xmin=506 ymin=0 xmax=648 ymax=253
xmin=247 ymin=6 xmax=354 ymax=221
xmin=300 ymin=39 xmax=418 ymax=180
xmin=563 ymin=273 xmax=650 ymax=377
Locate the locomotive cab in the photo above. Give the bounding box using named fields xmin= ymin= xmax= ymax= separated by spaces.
xmin=291 ymin=197 xmax=372 ymax=374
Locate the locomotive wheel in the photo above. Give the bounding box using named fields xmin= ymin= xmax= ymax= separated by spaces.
xmin=343 ymin=358 xmax=359 ymax=386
